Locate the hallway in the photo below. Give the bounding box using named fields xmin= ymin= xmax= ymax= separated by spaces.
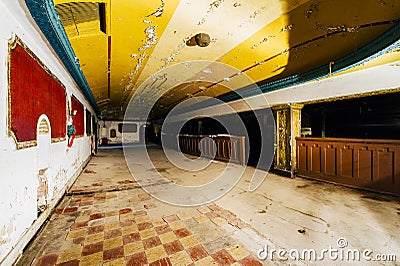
xmin=2 ymin=0 xmax=400 ymax=265
xmin=17 ymin=147 xmax=400 ymax=265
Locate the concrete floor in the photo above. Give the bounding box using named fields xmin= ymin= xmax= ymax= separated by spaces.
xmin=17 ymin=146 xmax=400 ymax=265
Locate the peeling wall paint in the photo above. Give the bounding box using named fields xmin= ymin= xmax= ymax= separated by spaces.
xmin=121 ymin=0 xmax=168 ymax=105
xmin=305 ymin=2 xmax=319 ymax=18
xmin=251 ymin=36 xmax=274 ymax=49
xmin=160 ymin=42 xmax=186 ymax=69
xmin=146 ymin=0 xmax=166 ymax=18
xmin=132 ymin=0 xmax=165 ymax=75
xmin=0 ymin=1 xmax=96 ymax=264
xmin=0 ymin=126 xmax=92 ymax=265
xmin=198 ymin=0 xmax=225 ymax=25
xmin=237 ymin=6 xmax=267 ymax=28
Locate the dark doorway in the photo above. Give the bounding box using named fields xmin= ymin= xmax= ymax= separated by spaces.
xmin=176 ymin=108 xmax=274 ymax=170
xmin=302 ymin=92 xmax=400 ymax=139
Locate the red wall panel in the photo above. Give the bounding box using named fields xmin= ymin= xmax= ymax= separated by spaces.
xmin=10 ymin=43 xmax=66 ymax=142
xmin=71 ymin=96 xmax=84 ymax=136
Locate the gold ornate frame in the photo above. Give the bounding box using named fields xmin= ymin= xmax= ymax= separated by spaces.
xmin=8 ymin=35 xmax=67 ymax=149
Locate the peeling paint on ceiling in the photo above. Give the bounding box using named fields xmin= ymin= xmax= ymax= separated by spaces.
xmin=53 ymin=0 xmax=400 ymax=119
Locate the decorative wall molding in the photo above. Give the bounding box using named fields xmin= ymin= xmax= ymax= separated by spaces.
xmin=8 ymin=35 xmax=67 ymax=149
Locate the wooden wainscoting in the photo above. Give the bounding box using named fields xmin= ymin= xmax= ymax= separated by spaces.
xmin=296 ymin=137 xmax=400 ymax=195
xmin=178 ymin=135 xmax=246 ymax=165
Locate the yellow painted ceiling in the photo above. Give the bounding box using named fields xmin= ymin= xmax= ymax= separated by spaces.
xmin=54 ymin=0 xmax=400 ymax=119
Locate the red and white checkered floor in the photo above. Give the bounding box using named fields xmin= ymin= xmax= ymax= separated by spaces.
xmin=24 ymin=189 xmax=262 ymax=266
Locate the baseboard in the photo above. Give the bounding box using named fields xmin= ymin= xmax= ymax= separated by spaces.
xmin=270 ymin=168 xmax=293 ymax=178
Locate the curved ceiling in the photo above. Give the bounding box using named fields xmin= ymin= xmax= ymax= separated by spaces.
xmin=51 ymin=0 xmax=400 ymax=119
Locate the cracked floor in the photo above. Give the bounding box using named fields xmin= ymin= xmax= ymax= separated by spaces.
xmin=17 ymin=147 xmax=400 ymax=265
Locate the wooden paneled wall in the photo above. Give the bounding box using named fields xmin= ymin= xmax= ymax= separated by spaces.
xmin=178 ymin=135 xmax=246 ymax=165
xmin=296 ymin=137 xmax=400 ymax=195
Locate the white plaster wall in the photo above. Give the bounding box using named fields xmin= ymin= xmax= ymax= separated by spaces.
xmin=99 ymin=121 xmax=146 ymax=144
xmin=0 ymin=0 xmax=96 ymax=264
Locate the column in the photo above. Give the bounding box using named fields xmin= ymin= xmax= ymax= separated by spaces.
xmin=272 ymin=104 xmax=303 ymax=177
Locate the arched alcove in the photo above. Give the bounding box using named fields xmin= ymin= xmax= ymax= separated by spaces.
xmin=36 ymin=115 xmax=51 ymax=216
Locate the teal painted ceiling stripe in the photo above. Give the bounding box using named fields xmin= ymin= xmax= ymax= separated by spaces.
xmin=182 ymin=22 xmax=400 ymax=113
xmin=25 ymin=0 xmax=99 ymax=114
xmin=220 ymin=22 xmax=400 ymax=102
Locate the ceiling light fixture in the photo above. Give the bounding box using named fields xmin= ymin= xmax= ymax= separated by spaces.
xmin=186 ymin=33 xmax=211 ymax=47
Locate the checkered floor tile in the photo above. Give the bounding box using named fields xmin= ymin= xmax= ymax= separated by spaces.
xmin=28 ymin=192 xmax=262 ymax=266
